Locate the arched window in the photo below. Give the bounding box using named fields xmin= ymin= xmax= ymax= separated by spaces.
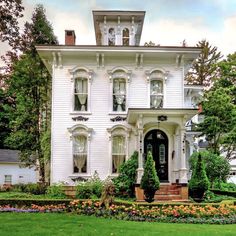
xmin=108 ymin=28 xmax=115 ymax=46
xmin=69 ymin=67 xmax=93 ymax=113
xmin=146 ymin=69 xmax=167 ymax=109
xmin=73 ymin=134 xmax=87 ymax=173
xmin=150 ymin=80 xmax=163 ymax=108
xmin=112 ymin=135 xmax=125 ymax=173
xmin=108 ymin=68 xmax=131 ymax=113
xmin=68 ymin=124 xmax=93 ymax=174
xmin=107 ymin=125 xmax=131 ymax=174
xmin=113 ymin=77 xmax=126 ymax=112
xmin=122 ymin=28 xmax=129 ymax=46
xmin=74 ymin=78 xmax=88 ymax=111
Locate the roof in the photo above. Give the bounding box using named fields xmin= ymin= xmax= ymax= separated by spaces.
xmin=0 ymin=149 xmax=20 ymax=163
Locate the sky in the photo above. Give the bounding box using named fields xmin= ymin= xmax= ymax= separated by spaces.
xmin=1 ymin=0 xmax=236 ymax=66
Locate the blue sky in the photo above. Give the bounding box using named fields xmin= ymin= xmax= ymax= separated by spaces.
xmin=1 ymin=0 xmax=236 ymax=65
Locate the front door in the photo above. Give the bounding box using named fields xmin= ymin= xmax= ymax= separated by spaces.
xmin=144 ymin=129 xmax=168 ymax=182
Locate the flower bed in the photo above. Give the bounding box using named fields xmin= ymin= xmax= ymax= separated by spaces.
xmin=0 ymin=200 xmax=236 ymax=224
xmin=69 ymin=200 xmax=236 ymax=224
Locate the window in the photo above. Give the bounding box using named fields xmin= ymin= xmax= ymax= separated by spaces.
xmin=112 ymin=135 xmax=126 ymax=173
xmin=68 ymin=124 xmax=93 ymax=175
xmin=122 ymin=28 xmax=129 ymax=46
xmin=107 ymin=125 xmax=131 ymax=174
xmin=113 ymin=78 xmax=126 ymax=112
xmin=4 ymin=175 xmax=12 ymax=185
xmin=150 ymin=80 xmax=163 ymax=108
xmin=108 ymin=28 xmax=115 ymax=46
xmin=108 ymin=67 xmax=131 ymax=113
xmin=73 ymin=134 xmax=87 ymax=173
xmin=74 ymin=78 xmax=88 ymax=111
xmin=69 ymin=67 xmax=93 ymax=113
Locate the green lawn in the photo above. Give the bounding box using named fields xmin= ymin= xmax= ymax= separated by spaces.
xmin=0 ymin=213 xmax=235 ymax=236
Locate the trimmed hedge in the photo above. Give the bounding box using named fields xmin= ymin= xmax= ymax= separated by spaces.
xmin=210 ymin=189 xmax=236 ymax=198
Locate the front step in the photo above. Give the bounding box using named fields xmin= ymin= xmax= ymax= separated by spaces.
xmin=154 ymin=184 xmax=183 ymax=201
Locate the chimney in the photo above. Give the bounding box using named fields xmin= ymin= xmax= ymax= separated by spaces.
xmin=65 ymin=30 xmax=76 ymax=45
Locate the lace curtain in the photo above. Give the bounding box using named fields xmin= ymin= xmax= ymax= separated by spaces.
xmin=112 ymin=136 xmax=125 ymax=173
xmin=75 ymin=78 xmax=88 ymax=111
xmin=73 ymin=135 xmax=87 ymax=173
xmin=113 ymin=79 xmax=126 ymax=112
xmin=150 ymin=80 xmax=163 ymax=108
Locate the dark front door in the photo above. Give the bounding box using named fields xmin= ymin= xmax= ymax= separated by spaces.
xmin=144 ymin=129 xmax=168 ymax=182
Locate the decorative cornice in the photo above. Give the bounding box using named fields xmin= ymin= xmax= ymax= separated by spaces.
xmin=72 ymin=116 xmax=89 ymax=121
xmin=110 ymin=116 xmax=127 ymax=122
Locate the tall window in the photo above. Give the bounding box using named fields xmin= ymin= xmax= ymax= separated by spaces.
xmin=122 ymin=28 xmax=129 ymax=46
xmin=150 ymin=80 xmax=163 ymax=108
xmin=113 ymin=78 xmax=126 ymax=112
xmin=108 ymin=28 xmax=115 ymax=46
xmin=4 ymin=175 xmax=12 ymax=185
xmin=73 ymin=134 xmax=87 ymax=173
xmin=74 ymin=78 xmax=88 ymax=111
xmin=112 ymin=135 xmax=125 ymax=173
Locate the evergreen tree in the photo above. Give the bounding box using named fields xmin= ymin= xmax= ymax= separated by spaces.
xmin=140 ymin=151 xmax=160 ymax=203
xmin=185 ymin=40 xmax=222 ymax=87
xmin=189 ymin=153 xmax=210 ymax=201
xmin=4 ymin=4 xmax=58 ymax=182
xmin=0 ymin=0 xmax=24 ymax=47
xmin=113 ymin=151 xmax=138 ymax=198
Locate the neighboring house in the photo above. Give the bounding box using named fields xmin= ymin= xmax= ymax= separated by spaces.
xmin=36 ymin=10 xmax=202 ymax=199
xmin=0 ymin=149 xmax=38 ymax=185
xmin=228 ymin=159 xmax=236 ymax=184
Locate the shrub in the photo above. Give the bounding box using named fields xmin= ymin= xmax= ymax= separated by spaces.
xmin=189 ymin=151 xmax=230 ymax=187
xmin=189 ymin=153 xmax=210 ymax=201
xmin=24 ymin=183 xmax=47 ymax=195
xmin=75 ymin=171 xmax=103 ymax=199
xmin=46 ymin=183 xmax=67 ymax=198
xmin=140 ymin=151 xmax=160 ymax=203
xmin=219 ymin=182 xmax=236 ymax=192
xmin=113 ymin=151 xmax=138 ymax=198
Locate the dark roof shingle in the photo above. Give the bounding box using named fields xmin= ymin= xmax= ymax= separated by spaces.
xmin=0 ymin=149 xmax=20 ymax=163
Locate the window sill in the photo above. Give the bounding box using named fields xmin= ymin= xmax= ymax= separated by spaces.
xmin=70 ymin=112 xmax=92 ymax=115
xmin=109 ymin=112 xmax=127 ymax=116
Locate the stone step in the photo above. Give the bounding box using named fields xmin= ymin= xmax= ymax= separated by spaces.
xmin=154 ymin=194 xmax=182 ymax=201
xmin=155 ymin=190 xmax=180 ymax=195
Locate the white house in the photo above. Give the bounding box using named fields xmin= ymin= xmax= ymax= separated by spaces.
xmin=0 ymin=149 xmax=38 ymax=185
xmin=36 ymin=10 xmax=203 ymax=200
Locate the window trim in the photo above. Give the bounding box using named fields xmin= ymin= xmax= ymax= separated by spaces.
xmin=108 ymin=67 xmax=132 ymax=115
xmin=146 ymin=68 xmax=169 ymax=109
xmin=69 ymin=66 xmax=93 ymax=114
xmin=107 ymin=125 xmax=131 ymax=175
xmin=68 ymin=124 xmax=93 ymax=176
xmin=4 ymin=175 xmax=12 ymax=185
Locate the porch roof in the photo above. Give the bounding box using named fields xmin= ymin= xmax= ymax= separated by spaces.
xmin=127 ymin=108 xmax=198 ymax=125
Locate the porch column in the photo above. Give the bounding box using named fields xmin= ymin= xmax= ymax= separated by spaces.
xmin=179 ymin=128 xmax=188 ymax=183
xmin=136 ymin=115 xmax=144 ymax=184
